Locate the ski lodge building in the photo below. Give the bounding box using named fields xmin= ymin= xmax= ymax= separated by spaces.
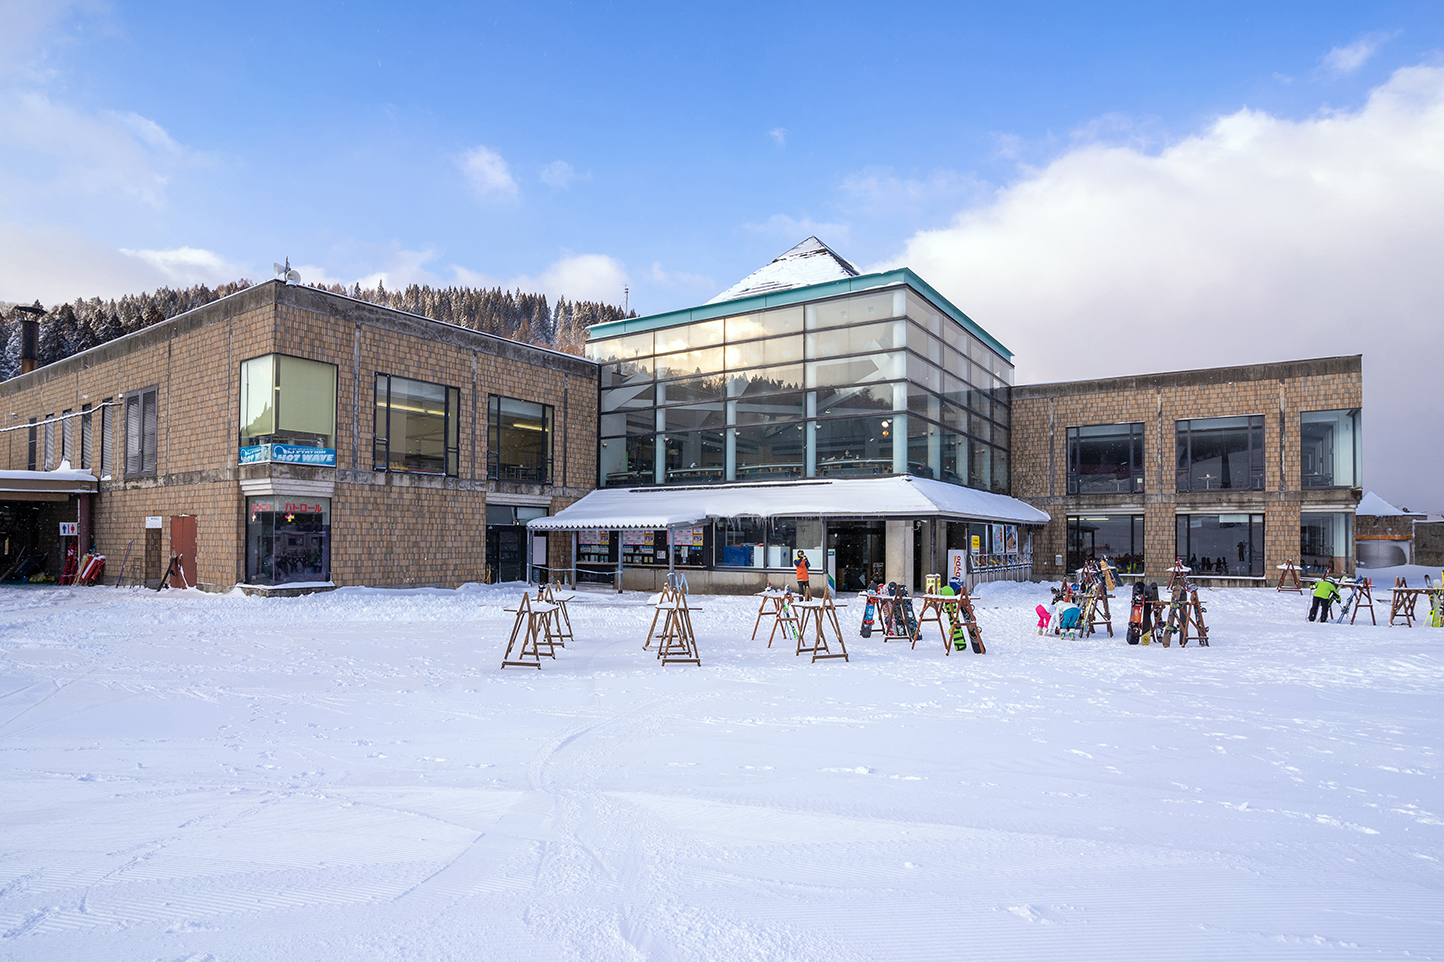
xmin=0 ymin=282 xmax=598 ymax=593
xmin=0 ymin=238 xmax=1362 ymax=592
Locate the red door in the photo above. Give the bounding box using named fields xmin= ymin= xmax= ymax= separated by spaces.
xmin=170 ymin=515 xmax=197 ymax=588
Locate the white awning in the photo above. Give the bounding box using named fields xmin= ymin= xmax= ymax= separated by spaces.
xmin=527 ymin=476 xmax=1050 ymax=531
xmin=0 ymin=468 xmax=99 ymax=498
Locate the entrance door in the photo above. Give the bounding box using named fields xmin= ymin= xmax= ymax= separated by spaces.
xmin=486 ymin=526 xmax=525 ymax=583
xmin=827 ymin=521 xmax=886 ymax=592
xmin=170 ymin=515 xmax=196 ymax=588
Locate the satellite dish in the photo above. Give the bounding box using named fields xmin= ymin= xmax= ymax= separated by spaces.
xmin=273 ymin=257 xmax=302 ymax=285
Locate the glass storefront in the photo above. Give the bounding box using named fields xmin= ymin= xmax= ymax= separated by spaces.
xmin=587 ymin=284 xmax=1012 ymax=492
xmin=1300 ymin=409 xmax=1360 ymax=488
xmin=245 ymin=496 xmax=331 ymax=585
xmin=1067 ymin=515 xmax=1144 ymax=573
xmin=1175 ymin=513 xmax=1263 ymax=577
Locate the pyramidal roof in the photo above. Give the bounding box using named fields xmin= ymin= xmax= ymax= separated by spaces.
xmin=1356 ymin=491 xmax=1404 ymax=516
xmin=707 ymin=237 xmax=861 ymax=305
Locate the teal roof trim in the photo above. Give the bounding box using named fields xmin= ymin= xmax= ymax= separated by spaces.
xmin=587 ymin=268 xmax=1013 ymax=361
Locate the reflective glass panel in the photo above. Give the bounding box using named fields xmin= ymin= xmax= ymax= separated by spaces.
xmin=814 ymin=416 xmax=895 ymax=477
xmin=1067 ymin=423 xmax=1143 ymax=494
xmin=1176 ymin=513 xmax=1264 ymax=577
xmin=599 ymin=435 xmax=654 ymax=487
xmin=1067 ymin=515 xmax=1144 ymax=574
xmin=1300 ymin=409 xmax=1360 ymax=488
xmin=1176 ymin=416 xmax=1264 ymax=491
xmin=734 ymin=422 xmax=804 ymax=480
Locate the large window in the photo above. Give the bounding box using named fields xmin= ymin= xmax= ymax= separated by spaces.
xmin=240 ymin=354 xmax=338 ymax=454
xmin=714 ymin=517 xmax=822 ymax=569
xmin=375 ymin=375 xmax=460 ymax=476
xmin=586 ymin=284 xmax=1012 ymax=492
xmin=1175 ymin=513 xmax=1263 ymax=577
xmin=1176 ymin=416 xmax=1264 ymax=492
xmin=488 ymin=396 xmax=553 ymax=483
xmin=246 ymin=496 xmax=331 ymax=585
xmin=1068 ymin=423 xmax=1144 ymax=494
xmin=1301 ymin=409 xmax=1360 ymax=489
xmin=1301 ymin=512 xmax=1352 ymax=576
xmin=124 ymin=387 xmax=158 ymax=477
xmin=1067 ymin=515 xmax=1144 ymax=573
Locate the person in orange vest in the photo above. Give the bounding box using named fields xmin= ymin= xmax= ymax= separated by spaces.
xmin=795 ymin=551 xmax=810 ymax=595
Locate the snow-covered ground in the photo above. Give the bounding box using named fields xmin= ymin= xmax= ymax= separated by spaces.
xmin=0 ymin=581 xmax=1440 ymax=961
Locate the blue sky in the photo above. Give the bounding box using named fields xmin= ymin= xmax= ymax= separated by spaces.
xmin=2 ymin=1 xmax=1443 ymax=508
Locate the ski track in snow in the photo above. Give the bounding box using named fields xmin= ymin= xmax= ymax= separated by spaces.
xmin=0 ymin=581 xmax=1439 ymax=960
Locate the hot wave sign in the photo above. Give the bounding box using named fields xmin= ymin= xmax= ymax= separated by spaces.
xmin=239 ymin=444 xmax=336 ymax=467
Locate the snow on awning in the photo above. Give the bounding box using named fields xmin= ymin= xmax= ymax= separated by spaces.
xmin=0 ymin=468 xmax=99 ymax=497
xmin=527 ymin=476 xmax=1050 ymax=532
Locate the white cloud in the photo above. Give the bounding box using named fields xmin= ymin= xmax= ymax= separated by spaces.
xmin=539 ymin=160 xmax=582 ymax=189
xmin=505 ymin=253 xmax=628 ymax=304
xmin=0 ymin=91 xmax=200 ymax=210
xmin=744 ymin=213 xmax=850 ymax=245
xmin=770 ymin=127 xmax=787 ymax=147
xmin=119 ymin=246 xmax=250 ymax=286
xmin=0 ymin=224 xmax=247 ymax=302
xmin=1322 ymin=33 xmax=1392 ymax=75
xmin=449 ymin=252 xmax=629 ymax=304
xmin=647 ymin=261 xmax=715 ymax=292
xmin=457 ymin=145 xmax=518 ymax=198
xmin=878 ymin=64 xmax=1444 ymax=512
xmin=840 ymin=166 xmax=986 ymax=213
xmin=355 ymin=247 xmax=446 ymax=290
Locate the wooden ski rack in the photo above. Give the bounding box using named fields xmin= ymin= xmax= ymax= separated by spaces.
xmin=501 ymin=591 xmax=562 ymax=669
xmin=1083 ymin=584 xmax=1113 ymax=638
xmin=792 ymin=586 xmax=849 ymax=663
xmin=1275 ymin=560 xmax=1304 ymax=593
xmin=651 ymin=582 xmax=702 ymax=666
xmin=1336 ymin=579 xmax=1376 ymax=625
xmin=1389 ymin=577 xmax=1427 ymax=627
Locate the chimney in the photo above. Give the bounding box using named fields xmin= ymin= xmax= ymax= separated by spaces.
xmin=14 ymin=305 xmax=43 ymax=374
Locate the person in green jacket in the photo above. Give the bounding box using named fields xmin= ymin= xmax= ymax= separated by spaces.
xmin=1309 ymin=576 xmax=1341 ymax=622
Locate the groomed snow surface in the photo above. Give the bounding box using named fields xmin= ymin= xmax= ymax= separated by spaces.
xmin=0 ymin=581 xmax=1440 ymax=961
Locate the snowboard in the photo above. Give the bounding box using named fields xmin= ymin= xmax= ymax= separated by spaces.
xmin=861 ymin=584 xmax=877 ymax=637
xmin=896 ymin=584 xmax=920 ymax=638
xmin=1126 ymin=582 xmax=1144 ymax=645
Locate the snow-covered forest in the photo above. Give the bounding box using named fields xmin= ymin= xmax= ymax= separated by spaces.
xmin=0 ymin=280 xmax=630 ymax=379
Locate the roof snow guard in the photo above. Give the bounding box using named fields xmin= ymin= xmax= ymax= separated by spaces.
xmin=706 ymin=237 xmax=860 ymax=305
xmin=526 ymin=476 xmax=1050 ymax=532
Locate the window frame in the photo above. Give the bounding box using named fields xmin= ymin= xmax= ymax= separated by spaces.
xmin=1066 ymin=422 xmax=1145 ymax=495
xmin=124 ymin=387 xmax=159 ymax=478
xmin=373 ymin=373 xmax=461 ymax=477
xmin=1175 ymin=415 xmax=1265 ymax=493
xmin=487 ymin=394 xmax=555 ymax=484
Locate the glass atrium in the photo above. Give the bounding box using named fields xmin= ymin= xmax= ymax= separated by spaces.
xmin=587 ymin=283 xmax=1014 ymax=493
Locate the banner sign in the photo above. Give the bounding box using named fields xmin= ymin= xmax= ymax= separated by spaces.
xmin=239 ymin=444 xmax=336 ymax=467
xmin=948 ymin=549 xmax=966 ymax=582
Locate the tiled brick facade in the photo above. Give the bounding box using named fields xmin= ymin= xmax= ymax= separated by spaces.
xmin=0 ymin=282 xmax=598 ymax=589
xmin=1011 ymin=356 xmax=1362 ymax=584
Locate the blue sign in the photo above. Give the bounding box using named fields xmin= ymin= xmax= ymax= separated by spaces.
xmin=238 ymin=444 xmax=336 ymax=467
